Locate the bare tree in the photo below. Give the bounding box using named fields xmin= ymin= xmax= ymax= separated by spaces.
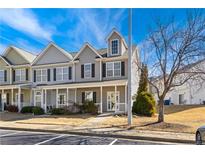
xmin=139 ymin=9 xmax=205 ymax=123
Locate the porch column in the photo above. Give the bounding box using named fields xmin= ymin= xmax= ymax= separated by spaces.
xmin=100 ymin=60 xmax=102 ymax=81
xmin=100 ymin=86 xmax=103 ymax=113
xmin=2 ymin=89 xmax=4 ymax=111
xmin=11 ymin=88 xmax=14 ymax=105
xmin=74 ymin=88 xmax=77 ymax=103
xmin=41 ymin=89 xmax=43 ymax=108
xmin=45 ymin=89 xmax=47 ymax=113
xmin=18 ymin=87 xmax=21 ymax=111
xmin=115 ymin=85 xmax=117 ymax=113
xmin=34 ymin=90 xmax=36 ymax=106
xmin=125 ymin=85 xmax=127 ymax=113
xmin=67 ymin=88 xmax=69 ymax=106
xmin=30 ymin=89 xmax=32 ymax=106
xmin=56 ymin=89 xmax=58 ymax=108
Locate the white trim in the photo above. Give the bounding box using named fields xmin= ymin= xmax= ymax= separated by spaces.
xmin=34 ymin=90 xmax=42 ymax=107
xmin=106 ymin=61 xmax=121 ymax=77
xmin=32 ymin=62 xmax=74 ymax=68
xmin=84 ymin=63 xmax=92 ymax=79
xmin=73 ymin=43 xmax=102 ymax=61
xmin=110 ymin=39 xmax=120 ymax=56
xmin=0 ymin=56 xmax=10 ymax=66
xmin=32 ymin=42 xmax=73 ymax=65
xmin=100 ymin=86 xmax=103 ymax=113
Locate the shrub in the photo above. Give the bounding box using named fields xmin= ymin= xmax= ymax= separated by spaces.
xmin=80 ymin=101 xmax=98 ymax=114
xmin=21 ymin=106 xmax=34 ymax=113
xmin=132 ymin=92 xmax=156 ymax=117
xmin=50 ymin=108 xmax=66 ymax=115
xmin=32 ymin=107 xmax=44 ymax=115
xmin=6 ymin=105 xmax=18 ymax=112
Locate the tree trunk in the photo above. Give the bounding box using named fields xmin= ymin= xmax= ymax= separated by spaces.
xmin=158 ymin=99 xmax=164 ymax=123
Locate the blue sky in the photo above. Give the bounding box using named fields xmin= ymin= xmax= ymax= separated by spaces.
xmin=0 ymin=8 xmax=192 ymax=55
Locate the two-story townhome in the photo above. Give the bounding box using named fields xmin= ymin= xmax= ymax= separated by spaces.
xmin=0 ymin=46 xmax=36 ymax=110
xmin=0 ymin=29 xmax=140 ymax=113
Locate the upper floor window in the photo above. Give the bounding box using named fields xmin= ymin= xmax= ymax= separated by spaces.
xmin=15 ymin=69 xmax=25 ymax=82
xmin=56 ymin=67 xmax=69 ymax=81
xmin=0 ymin=70 xmax=4 ymax=82
xmin=36 ymin=69 xmax=47 ymax=82
xmin=106 ymin=61 xmax=121 ymax=77
xmin=111 ymin=39 xmax=119 ymax=55
xmin=84 ymin=63 xmax=91 ymax=78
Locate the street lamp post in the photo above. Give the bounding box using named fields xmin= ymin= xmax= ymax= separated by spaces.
xmin=128 ymin=8 xmax=132 ymax=125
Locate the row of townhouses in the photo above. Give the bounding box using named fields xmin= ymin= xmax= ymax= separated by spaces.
xmin=0 ymin=29 xmax=140 ymax=113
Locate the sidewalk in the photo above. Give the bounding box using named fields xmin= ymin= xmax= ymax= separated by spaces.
xmin=0 ymin=119 xmax=195 ymax=144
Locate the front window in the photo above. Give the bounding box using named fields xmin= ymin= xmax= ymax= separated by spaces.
xmin=15 ymin=69 xmax=25 ymax=82
xmin=36 ymin=69 xmax=47 ymax=82
xmin=0 ymin=70 xmax=4 ymax=82
xmin=85 ymin=91 xmax=93 ymax=101
xmin=58 ymin=93 xmax=66 ymax=105
xmin=111 ymin=39 xmax=119 ymax=55
xmin=56 ymin=67 xmax=68 ymax=81
xmin=106 ymin=61 xmax=121 ymax=77
xmin=84 ymin=63 xmax=91 ymax=78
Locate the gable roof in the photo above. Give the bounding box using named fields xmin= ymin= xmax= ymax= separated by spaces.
xmin=106 ymin=28 xmax=128 ymax=49
xmin=3 ymin=46 xmax=36 ymax=64
xmin=32 ymin=42 xmax=73 ymax=65
xmin=0 ymin=55 xmax=11 ymax=66
xmin=73 ymin=42 xmax=102 ymax=61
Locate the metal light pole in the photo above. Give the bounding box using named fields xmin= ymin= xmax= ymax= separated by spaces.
xmin=128 ymin=8 xmax=132 ymax=125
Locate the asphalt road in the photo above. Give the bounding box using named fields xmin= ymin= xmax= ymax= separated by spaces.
xmin=0 ymin=129 xmax=183 ymax=145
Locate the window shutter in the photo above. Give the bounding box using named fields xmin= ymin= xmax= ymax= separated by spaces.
xmin=93 ymin=92 xmax=96 ymax=103
xmin=121 ymin=61 xmax=125 ymax=76
xmin=13 ymin=70 xmax=15 ymax=82
xmin=53 ymin=68 xmax=56 ymax=81
xmin=82 ymin=92 xmax=85 ymax=103
xmin=47 ymin=69 xmax=50 ymax=81
xmin=81 ymin=64 xmax=84 ymax=78
xmin=92 ymin=64 xmax=95 ymax=77
xmin=33 ymin=70 xmax=36 ymax=82
xmin=69 ymin=67 xmax=72 ymax=80
xmin=26 ymin=69 xmax=29 ymax=81
xmin=102 ymin=63 xmax=106 ymax=77
xmin=4 ymin=70 xmax=7 ymax=82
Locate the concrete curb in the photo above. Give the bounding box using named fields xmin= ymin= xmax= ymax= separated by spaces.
xmin=0 ymin=126 xmax=195 ymax=144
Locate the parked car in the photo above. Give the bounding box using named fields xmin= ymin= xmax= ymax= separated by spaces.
xmin=196 ymin=126 xmax=205 ymax=145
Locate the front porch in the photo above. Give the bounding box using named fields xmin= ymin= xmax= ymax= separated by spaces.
xmin=34 ymin=80 xmax=128 ymax=113
xmin=0 ymin=84 xmax=32 ymax=111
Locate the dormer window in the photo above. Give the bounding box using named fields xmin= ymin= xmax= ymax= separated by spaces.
xmin=111 ymin=39 xmax=119 ymax=55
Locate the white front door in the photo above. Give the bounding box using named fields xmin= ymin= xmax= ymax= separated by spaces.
xmin=107 ymin=91 xmax=120 ymax=111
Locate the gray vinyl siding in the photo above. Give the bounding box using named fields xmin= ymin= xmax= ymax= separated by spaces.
xmin=75 ymin=46 xmax=101 ymax=82
xmin=6 ymin=49 xmax=29 ymax=65
xmin=35 ymin=46 xmax=71 ymax=65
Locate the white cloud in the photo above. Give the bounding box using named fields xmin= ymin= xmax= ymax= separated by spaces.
xmin=0 ymin=9 xmax=53 ymax=41
xmin=66 ymin=9 xmax=127 ymax=49
xmin=0 ymin=43 xmax=7 ymax=54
